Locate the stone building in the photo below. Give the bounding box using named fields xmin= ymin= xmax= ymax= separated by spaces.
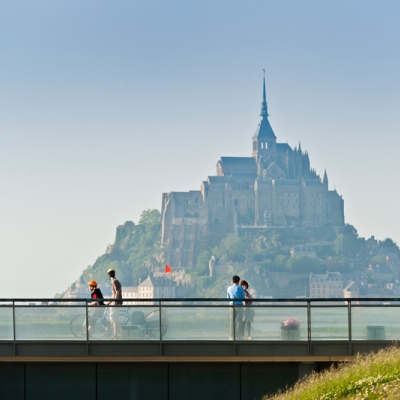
xmin=121 ymin=286 xmax=138 ymax=305
xmin=120 ymin=276 xmax=178 ymax=305
xmin=161 ymin=76 xmax=345 ymax=269
xmin=310 ymin=271 xmax=343 ymax=298
xmin=138 ymin=276 xmax=175 ymax=300
xmin=153 ymin=269 xmax=191 ymax=285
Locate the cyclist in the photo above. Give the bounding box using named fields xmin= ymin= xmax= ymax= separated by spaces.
xmin=88 ymin=280 xmax=105 ymax=334
xmin=106 ymin=268 xmax=122 ymax=339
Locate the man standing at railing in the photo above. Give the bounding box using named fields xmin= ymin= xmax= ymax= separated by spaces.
xmin=227 ymin=275 xmax=245 ymax=340
xmin=106 ymin=268 xmax=122 ymax=339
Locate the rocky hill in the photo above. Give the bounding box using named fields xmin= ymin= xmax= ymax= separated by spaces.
xmin=65 ymin=209 xmax=400 ymax=299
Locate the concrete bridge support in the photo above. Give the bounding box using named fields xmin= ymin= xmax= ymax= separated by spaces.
xmin=0 ymin=357 xmax=342 ymax=400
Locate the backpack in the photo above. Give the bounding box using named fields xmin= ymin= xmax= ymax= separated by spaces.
xmin=130 ymin=311 xmax=146 ymax=326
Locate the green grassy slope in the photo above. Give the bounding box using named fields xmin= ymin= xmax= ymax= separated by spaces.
xmin=265 ymin=345 xmax=400 ymax=400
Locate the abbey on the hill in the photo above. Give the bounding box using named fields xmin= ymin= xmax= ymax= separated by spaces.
xmin=161 ymin=76 xmax=344 ymax=269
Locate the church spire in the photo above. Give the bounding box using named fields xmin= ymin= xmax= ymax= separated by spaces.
xmin=252 ymin=70 xmax=276 ymax=159
xmin=323 ymin=169 xmax=329 ymax=188
xmin=260 ymin=69 xmax=268 ymax=118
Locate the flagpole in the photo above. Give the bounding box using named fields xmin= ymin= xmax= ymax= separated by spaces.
xmin=162 ymin=273 xmax=166 ymax=298
xmin=162 ymin=265 xmax=172 ymax=301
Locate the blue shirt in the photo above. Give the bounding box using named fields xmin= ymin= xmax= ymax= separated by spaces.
xmin=227 ymin=284 xmax=245 ymax=305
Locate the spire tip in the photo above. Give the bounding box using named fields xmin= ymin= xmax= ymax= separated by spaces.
xmin=260 ymin=69 xmax=268 ymax=117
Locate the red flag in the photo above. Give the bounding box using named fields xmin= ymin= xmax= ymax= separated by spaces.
xmin=165 ymin=265 xmax=173 ymax=273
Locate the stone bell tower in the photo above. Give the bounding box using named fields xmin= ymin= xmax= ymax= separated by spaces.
xmin=252 ymin=70 xmax=277 ymax=160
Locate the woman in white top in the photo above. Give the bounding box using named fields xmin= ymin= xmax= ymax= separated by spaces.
xmin=240 ymin=280 xmax=254 ymax=340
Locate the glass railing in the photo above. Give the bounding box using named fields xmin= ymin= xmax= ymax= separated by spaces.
xmin=14 ymin=304 xmax=84 ymax=340
xmin=0 ymin=298 xmax=399 ymax=342
xmin=0 ymin=302 xmax=13 ymax=340
xmin=310 ymin=305 xmax=348 ymax=341
xmin=351 ymin=302 xmax=400 ymax=341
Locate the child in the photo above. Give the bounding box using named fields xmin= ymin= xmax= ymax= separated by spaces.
xmin=87 ymin=280 xmax=104 ymax=334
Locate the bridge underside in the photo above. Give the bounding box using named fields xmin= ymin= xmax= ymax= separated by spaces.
xmin=0 ymin=361 xmax=306 ymax=400
xmin=0 ymin=340 xmax=391 ymax=400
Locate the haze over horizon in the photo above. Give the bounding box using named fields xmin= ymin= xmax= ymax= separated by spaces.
xmin=1 ymin=1 xmax=399 ymax=298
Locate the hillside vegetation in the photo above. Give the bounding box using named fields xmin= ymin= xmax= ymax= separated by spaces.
xmin=81 ymin=209 xmax=165 ymax=288
xmin=265 ymin=345 xmax=400 ymax=399
xmin=76 ymin=209 xmax=399 ymax=298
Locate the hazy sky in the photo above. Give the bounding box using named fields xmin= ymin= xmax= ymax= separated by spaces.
xmin=1 ymin=1 xmax=399 ymax=298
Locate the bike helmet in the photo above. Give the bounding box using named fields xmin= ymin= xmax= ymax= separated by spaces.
xmin=107 ymin=268 xmax=115 ymax=274
xmin=88 ymin=280 xmax=98 ymax=287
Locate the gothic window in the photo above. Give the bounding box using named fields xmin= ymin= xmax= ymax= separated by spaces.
xmin=265 ymin=142 xmax=268 ymax=149
xmin=253 ymin=142 xmax=257 ymax=151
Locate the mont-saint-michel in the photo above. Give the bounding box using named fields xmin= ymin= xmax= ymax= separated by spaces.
xmin=161 ymin=75 xmax=344 ymax=270
xmin=64 ymin=77 xmax=398 ymax=301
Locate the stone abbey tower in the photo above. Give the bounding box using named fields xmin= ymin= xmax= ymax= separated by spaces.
xmin=161 ymin=76 xmax=344 ymax=269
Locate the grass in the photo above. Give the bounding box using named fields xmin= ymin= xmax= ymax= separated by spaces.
xmin=265 ymin=344 xmax=400 ymax=400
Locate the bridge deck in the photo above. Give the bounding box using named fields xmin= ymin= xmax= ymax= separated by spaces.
xmin=0 ymin=298 xmax=397 ymax=398
xmin=0 ymin=339 xmax=391 ymax=359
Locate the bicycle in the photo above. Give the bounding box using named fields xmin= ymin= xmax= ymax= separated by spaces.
xmin=70 ymin=307 xmax=132 ymax=339
xmin=70 ymin=307 xmax=168 ymax=339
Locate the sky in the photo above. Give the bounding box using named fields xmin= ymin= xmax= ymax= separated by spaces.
xmin=1 ymin=1 xmax=399 ymax=298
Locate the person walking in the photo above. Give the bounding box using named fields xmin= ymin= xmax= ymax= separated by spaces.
xmin=227 ymin=275 xmax=245 ymax=340
xmin=106 ymin=268 xmax=122 ymax=339
xmin=240 ymin=280 xmax=254 ymax=340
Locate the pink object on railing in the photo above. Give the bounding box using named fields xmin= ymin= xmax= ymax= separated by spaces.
xmin=282 ymin=318 xmax=300 ymax=327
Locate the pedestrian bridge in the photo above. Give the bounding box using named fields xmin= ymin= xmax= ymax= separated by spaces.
xmin=0 ymin=298 xmax=397 ymax=400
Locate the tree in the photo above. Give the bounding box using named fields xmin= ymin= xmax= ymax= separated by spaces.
xmin=286 ymin=255 xmax=322 ymax=273
xmin=274 ymin=255 xmax=288 ymax=269
xmin=238 ymin=208 xmax=255 ymax=226
xmin=342 ymin=224 xmax=359 ymax=238
xmin=334 ymin=234 xmax=360 ymax=257
xmin=370 ymin=254 xmax=386 ymax=266
xmin=380 ymin=238 xmax=399 ymax=253
xmin=193 ymin=250 xmax=212 ymax=276
xmin=325 ymin=256 xmax=347 ymax=272
xmin=213 ymin=234 xmax=247 ymax=262
xmin=139 ymin=209 xmax=161 ymax=226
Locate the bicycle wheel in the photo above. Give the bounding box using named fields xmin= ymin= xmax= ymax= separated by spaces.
xmin=147 ymin=320 xmax=168 ymax=339
xmin=119 ymin=308 xmax=131 ymax=326
xmin=70 ymin=315 xmax=87 ymax=338
xmin=91 ymin=316 xmax=111 ymax=339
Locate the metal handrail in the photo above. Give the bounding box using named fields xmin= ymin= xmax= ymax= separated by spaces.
xmin=1 ymin=297 xmax=400 ymax=303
